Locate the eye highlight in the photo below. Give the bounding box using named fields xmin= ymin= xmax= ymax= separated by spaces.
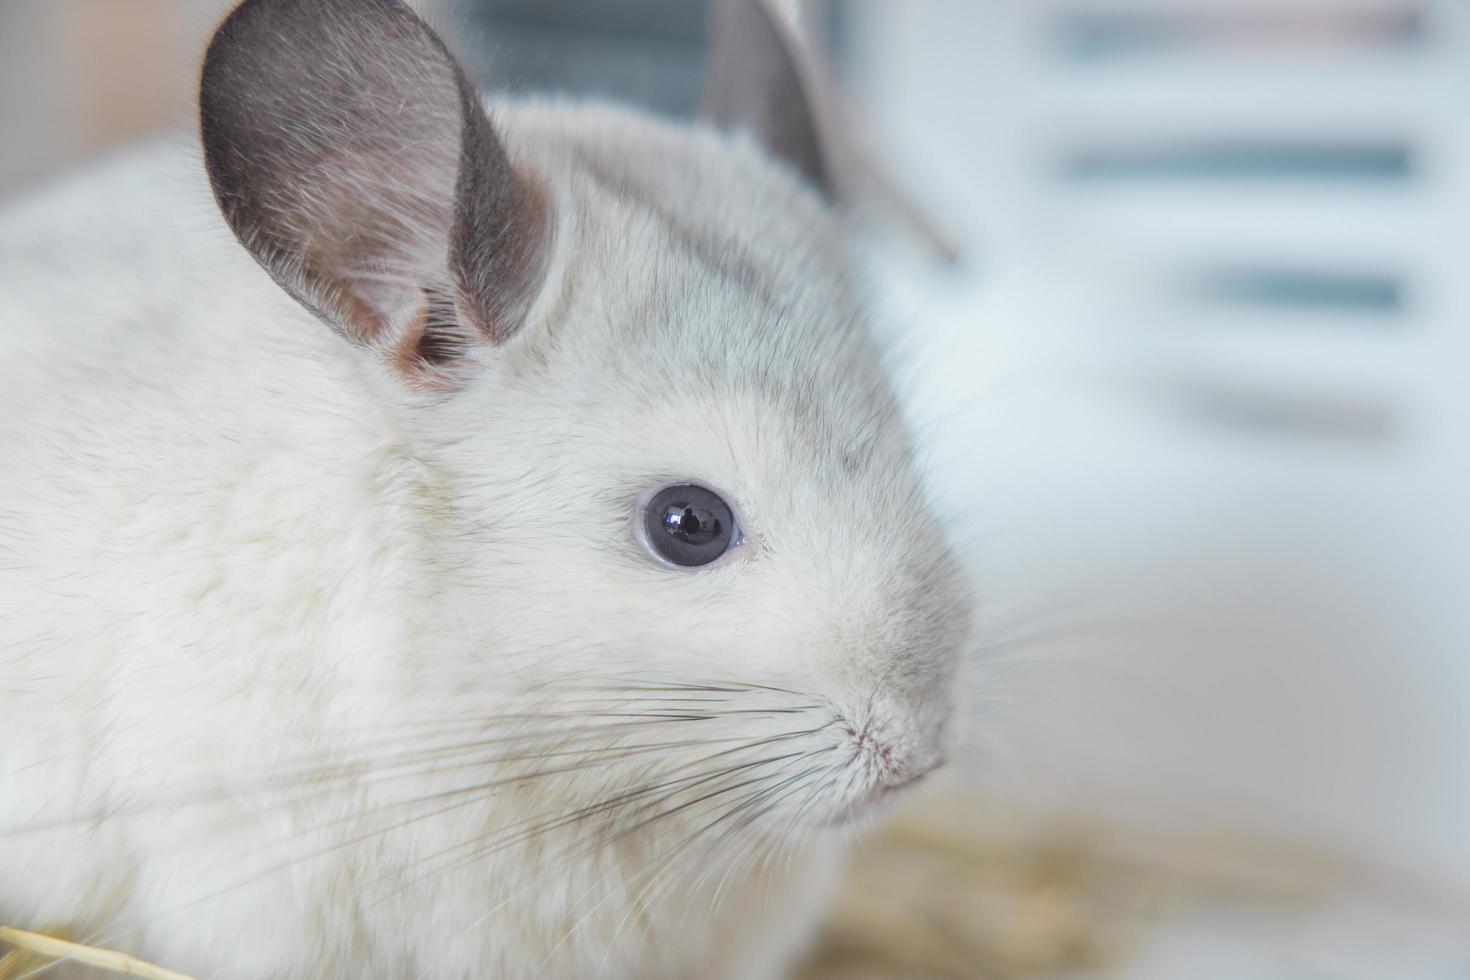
xmin=638 ymin=484 xmax=741 ymax=569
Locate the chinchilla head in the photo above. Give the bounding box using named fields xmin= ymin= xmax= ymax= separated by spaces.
xmin=199 ymin=0 xmax=973 ymax=842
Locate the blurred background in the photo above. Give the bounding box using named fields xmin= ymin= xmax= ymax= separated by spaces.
xmin=3 ymin=1 xmax=1468 ymax=977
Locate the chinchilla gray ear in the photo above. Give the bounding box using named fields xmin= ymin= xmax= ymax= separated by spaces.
xmin=702 ymin=0 xmax=833 ymax=197
xmin=200 ymin=0 xmax=548 ymax=388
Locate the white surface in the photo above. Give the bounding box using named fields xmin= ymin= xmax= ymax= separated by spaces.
xmin=850 ymin=0 xmax=1470 ymax=951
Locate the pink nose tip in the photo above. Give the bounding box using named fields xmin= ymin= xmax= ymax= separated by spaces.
xmin=842 ymin=721 xmax=946 ymax=786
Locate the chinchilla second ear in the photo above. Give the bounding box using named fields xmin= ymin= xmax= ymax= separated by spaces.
xmin=702 ymin=0 xmax=834 ymax=198
xmin=200 ymin=0 xmax=549 ymax=388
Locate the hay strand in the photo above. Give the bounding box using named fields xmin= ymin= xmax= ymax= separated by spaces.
xmin=0 ymin=926 xmax=195 ymax=980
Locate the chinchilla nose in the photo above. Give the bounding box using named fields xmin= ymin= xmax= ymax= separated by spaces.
xmin=831 ymin=668 xmax=959 ymax=778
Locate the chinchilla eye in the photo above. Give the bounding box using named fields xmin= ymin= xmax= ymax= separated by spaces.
xmin=640 ymin=484 xmax=739 ymax=568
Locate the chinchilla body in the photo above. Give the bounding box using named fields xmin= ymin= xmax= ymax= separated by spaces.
xmin=0 ymin=2 xmax=971 ymax=978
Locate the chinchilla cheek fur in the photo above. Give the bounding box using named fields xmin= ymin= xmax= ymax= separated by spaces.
xmin=0 ymin=1 xmax=975 ymax=977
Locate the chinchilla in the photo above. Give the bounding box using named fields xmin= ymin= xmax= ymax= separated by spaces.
xmin=0 ymin=0 xmax=972 ymax=976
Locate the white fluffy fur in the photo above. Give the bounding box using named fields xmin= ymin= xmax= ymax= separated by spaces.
xmin=0 ymin=98 xmax=970 ymax=978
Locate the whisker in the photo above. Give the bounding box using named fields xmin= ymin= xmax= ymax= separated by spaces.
xmin=449 ymin=745 xmax=837 ymax=935
xmin=42 ymin=676 xmax=840 ymax=971
xmin=397 ymin=748 xmax=808 ymax=900
xmin=231 ymin=728 xmax=817 ymax=865
xmin=3 ymin=715 xmax=795 ymax=836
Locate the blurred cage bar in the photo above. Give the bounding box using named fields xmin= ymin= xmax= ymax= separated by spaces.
xmin=852 ymin=0 xmax=1469 ymax=444
xmin=1054 ymin=0 xmax=1456 ymax=445
xmin=453 ymin=0 xmax=848 ymax=117
xmin=457 ymin=0 xmax=711 ymax=117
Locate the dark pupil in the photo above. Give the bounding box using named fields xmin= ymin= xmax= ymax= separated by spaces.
xmin=646 ymin=485 xmax=734 ymax=567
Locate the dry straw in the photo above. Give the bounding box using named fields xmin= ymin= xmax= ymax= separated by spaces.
xmin=0 ymin=926 xmax=195 ymax=980
xmin=0 ymin=784 xmax=1363 ymax=980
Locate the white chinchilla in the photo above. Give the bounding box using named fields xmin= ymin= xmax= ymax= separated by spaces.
xmin=0 ymin=0 xmax=972 ymax=977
